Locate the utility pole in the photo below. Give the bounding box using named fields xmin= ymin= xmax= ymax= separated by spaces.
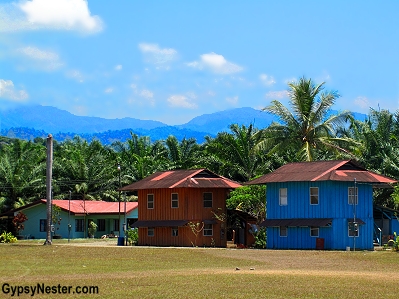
xmin=44 ymin=134 xmax=53 ymax=245
xmin=353 ymin=178 xmax=357 ymax=251
xmin=118 ymin=164 xmax=121 ymax=236
xmin=68 ymin=190 xmax=71 ymax=243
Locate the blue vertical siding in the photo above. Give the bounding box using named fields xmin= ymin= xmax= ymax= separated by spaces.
xmin=266 ymin=181 xmax=374 ymax=250
xmin=267 ymin=226 xmax=333 ymax=250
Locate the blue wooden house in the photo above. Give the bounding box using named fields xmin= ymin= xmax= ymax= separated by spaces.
xmin=247 ymin=160 xmax=397 ymax=250
xmin=0 ymin=199 xmax=138 ymax=239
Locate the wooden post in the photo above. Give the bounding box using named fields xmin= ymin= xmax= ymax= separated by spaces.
xmin=44 ymin=134 xmax=53 ymax=245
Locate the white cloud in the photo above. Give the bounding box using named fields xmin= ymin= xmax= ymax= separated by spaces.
xmin=354 ymin=96 xmax=370 ymax=109
xmin=114 ymin=64 xmax=122 ymax=71
xmin=0 ymin=79 xmax=28 ymax=101
xmin=187 ymin=52 xmax=243 ymax=74
xmin=259 ymin=74 xmax=276 ymax=86
xmin=17 ymin=46 xmax=63 ymax=70
xmin=104 ymin=87 xmax=113 ymax=94
xmin=66 ymin=69 xmax=84 ymax=83
xmin=265 ymin=90 xmax=289 ymax=99
xmin=167 ymin=94 xmax=197 ymax=109
xmin=140 ymin=89 xmax=154 ymax=99
xmin=284 ymin=77 xmax=297 ymax=84
xmin=0 ymin=0 xmax=103 ymax=33
xmin=138 ymin=43 xmax=177 ymax=65
xmin=226 ymin=96 xmax=239 ymax=106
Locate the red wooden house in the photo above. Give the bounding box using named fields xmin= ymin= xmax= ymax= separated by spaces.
xmin=120 ymin=169 xmax=242 ymax=247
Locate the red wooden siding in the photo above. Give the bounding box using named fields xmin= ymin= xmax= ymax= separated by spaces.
xmin=137 ymin=187 xmax=228 ymax=247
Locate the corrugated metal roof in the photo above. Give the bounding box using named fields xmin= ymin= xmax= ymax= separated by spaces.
xmin=41 ymin=199 xmax=138 ymax=215
xmin=121 ymin=169 xmax=242 ymax=191
xmin=246 ymin=160 xmax=397 ymax=185
xmin=132 ymin=220 xmax=188 ymax=227
xmin=260 ymin=218 xmax=333 ymax=227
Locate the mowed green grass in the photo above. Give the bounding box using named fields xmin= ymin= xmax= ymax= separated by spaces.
xmin=0 ymin=241 xmax=398 ymax=299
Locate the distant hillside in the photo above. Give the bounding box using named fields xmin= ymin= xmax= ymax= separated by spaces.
xmin=0 ymin=105 xmax=166 ymax=134
xmin=1 ymin=127 xmax=213 ymax=145
xmin=178 ymin=107 xmax=275 ymax=135
xmin=0 ymin=105 xmax=367 ymax=144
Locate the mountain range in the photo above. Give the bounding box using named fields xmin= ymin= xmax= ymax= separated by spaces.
xmin=0 ymin=105 xmax=367 ymax=144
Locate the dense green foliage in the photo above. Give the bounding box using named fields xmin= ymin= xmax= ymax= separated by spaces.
xmin=0 ymin=77 xmax=398 ymax=215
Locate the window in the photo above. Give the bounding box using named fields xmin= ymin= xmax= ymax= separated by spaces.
xmin=97 ymin=219 xmax=105 ymax=232
xmin=172 ymin=227 xmax=178 ymax=237
xmin=348 ymin=187 xmax=358 ymax=205
xmin=310 ymin=187 xmax=319 ymax=205
xmin=279 ymin=188 xmax=287 ymax=206
xmin=203 ymin=192 xmax=213 ymax=208
xmin=171 ymin=193 xmax=179 ymax=208
xmin=348 ymin=221 xmax=359 ymax=237
xmin=203 ymin=224 xmax=213 ymax=236
xmin=279 ymin=226 xmax=287 ymax=237
xmin=39 ymin=219 xmax=46 ymax=232
xmin=310 ymin=226 xmax=319 ymax=237
xmin=75 ymin=219 xmax=84 ymax=232
xmin=147 ymin=194 xmax=154 ymax=209
xmin=148 ymin=227 xmax=154 ymax=237
xmin=113 ymin=219 xmax=120 ymax=232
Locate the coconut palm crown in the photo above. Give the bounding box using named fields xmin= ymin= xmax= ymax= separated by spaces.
xmin=260 ymin=77 xmax=352 ymax=161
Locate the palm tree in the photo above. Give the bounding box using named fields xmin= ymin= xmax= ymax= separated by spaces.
xmin=164 ymin=136 xmax=202 ymax=170
xmin=343 ymin=108 xmax=399 ymax=207
xmin=0 ymin=139 xmax=46 ymax=212
xmin=261 ymin=77 xmax=352 ymax=161
xmin=112 ymin=133 xmax=168 ymax=183
xmin=54 ymin=136 xmax=116 ymax=201
xmin=204 ymin=124 xmax=269 ymax=182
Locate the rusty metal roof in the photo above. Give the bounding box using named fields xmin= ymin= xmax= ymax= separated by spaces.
xmin=120 ymin=169 xmax=242 ymax=191
xmin=42 ymin=199 xmax=138 ymax=215
xmin=246 ymin=160 xmax=397 ymax=185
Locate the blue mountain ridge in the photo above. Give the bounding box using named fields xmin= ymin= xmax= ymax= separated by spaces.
xmin=0 ymin=105 xmax=367 ymax=145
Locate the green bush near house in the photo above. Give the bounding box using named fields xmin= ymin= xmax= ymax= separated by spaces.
xmin=127 ymin=228 xmax=138 ymax=245
xmin=0 ymin=231 xmax=17 ymax=243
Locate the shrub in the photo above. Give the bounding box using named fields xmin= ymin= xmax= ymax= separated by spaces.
xmin=387 ymin=232 xmax=399 ymax=251
xmin=12 ymin=212 xmax=28 ymax=235
xmin=127 ymin=228 xmax=138 ymax=245
xmin=254 ymin=227 xmax=266 ymax=249
xmin=0 ymin=231 xmax=17 ymax=243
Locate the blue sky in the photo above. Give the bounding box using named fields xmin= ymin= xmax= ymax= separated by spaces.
xmin=0 ymin=0 xmax=398 ymax=125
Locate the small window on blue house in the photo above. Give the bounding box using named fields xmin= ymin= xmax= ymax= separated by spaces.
xmin=279 ymin=188 xmax=287 ymax=206
xmin=348 ymin=221 xmax=359 ymax=237
xmin=279 ymin=226 xmax=287 ymax=237
xmin=75 ymin=219 xmax=84 ymax=232
xmin=97 ymin=219 xmax=105 ymax=232
xmin=310 ymin=187 xmax=319 ymax=205
xmin=39 ymin=219 xmax=46 ymax=232
xmin=310 ymin=226 xmax=319 ymax=237
xmin=113 ymin=219 xmax=119 ymax=232
xmin=348 ymin=187 xmax=358 ymax=205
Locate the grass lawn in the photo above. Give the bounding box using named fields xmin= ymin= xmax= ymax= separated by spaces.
xmin=0 ymin=240 xmax=398 ymax=299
